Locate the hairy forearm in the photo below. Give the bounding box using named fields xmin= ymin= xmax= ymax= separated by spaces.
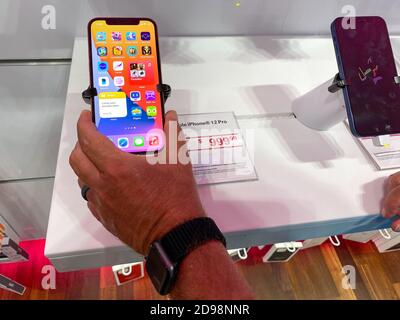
xmin=169 ymin=241 xmax=255 ymax=300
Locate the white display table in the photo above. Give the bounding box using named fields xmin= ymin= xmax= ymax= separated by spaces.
xmin=45 ymin=36 xmax=398 ymax=272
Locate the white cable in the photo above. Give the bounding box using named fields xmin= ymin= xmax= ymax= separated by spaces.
xmin=121 ymin=266 xmax=132 ymax=276
xmin=237 ymin=248 xmax=248 ymax=260
xmin=329 ymin=235 xmax=341 ymax=246
xmin=379 ymin=229 xmax=392 ymax=240
xmin=286 ymin=242 xmax=296 ymax=252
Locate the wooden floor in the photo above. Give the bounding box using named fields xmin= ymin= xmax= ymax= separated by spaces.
xmin=0 ymin=238 xmax=400 ymax=300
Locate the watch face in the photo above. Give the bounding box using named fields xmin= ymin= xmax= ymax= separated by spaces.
xmin=146 ymin=242 xmax=175 ymax=295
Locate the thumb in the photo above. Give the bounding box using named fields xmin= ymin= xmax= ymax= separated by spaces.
xmin=164 ymin=110 xmax=178 ymax=129
xmin=163 ymin=110 xmax=185 ymax=142
xmin=162 ymin=110 xmax=189 ymax=162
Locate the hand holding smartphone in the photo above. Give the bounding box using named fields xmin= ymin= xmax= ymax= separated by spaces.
xmin=331 ymin=16 xmax=400 ymax=137
xmin=88 ymin=18 xmax=165 ymax=153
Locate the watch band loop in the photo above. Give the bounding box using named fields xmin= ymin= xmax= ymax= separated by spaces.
xmin=146 ymin=217 xmax=226 ymax=295
xmin=161 ymin=217 xmax=226 ymax=264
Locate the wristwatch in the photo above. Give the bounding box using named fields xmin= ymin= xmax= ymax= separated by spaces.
xmin=145 ymin=217 xmax=226 ymax=295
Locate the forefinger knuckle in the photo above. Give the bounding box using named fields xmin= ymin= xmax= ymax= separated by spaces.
xmin=388 ymin=173 xmax=400 ymax=188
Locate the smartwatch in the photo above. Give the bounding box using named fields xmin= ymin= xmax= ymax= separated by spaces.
xmin=145 ymin=217 xmax=226 ymax=295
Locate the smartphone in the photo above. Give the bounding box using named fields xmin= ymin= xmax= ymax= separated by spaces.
xmin=88 ymin=18 xmax=165 ymax=153
xmin=331 ymin=16 xmax=400 ymax=137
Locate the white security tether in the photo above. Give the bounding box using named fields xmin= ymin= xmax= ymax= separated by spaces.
xmin=379 ymin=229 xmax=392 ymax=240
xmin=329 ymin=235 xmax=341 ymax=246
xmin=292 ymin=76 xmax=347 ymax=131
xmin=237 ymin=248 xmax=248 ymax=260
xmin=286 ymin=242 xmax=297 ymax=252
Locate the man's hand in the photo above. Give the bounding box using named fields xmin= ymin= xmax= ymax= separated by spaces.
xmin=69 ymin=109 xmax=205 ymax=255
xmin=382 ymin=172 xmax=400 ymax=232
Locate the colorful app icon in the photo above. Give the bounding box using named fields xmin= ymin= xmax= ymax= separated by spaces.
xmin=131 ymin=107 xmax=142 ymax=117
xmin=141 ymin=32 xmax=151 ymax=41
xmin=111 ymin=32 xmax=122 ymax=41
xmin=97 ymin=61 xmax=108 ymax=72
xmin=142 ymin=46 xmax=152 ymax=56
xmin=127 ymin=46 xmax=138 ymax=57
xmin=148 ymin=135 xmax=159 ymax=146
xmin=130 ymin=63 xmax=146 ymax=78
xmin=126 ymin=32 xmax=136 ymax=41
xmin=97 ymin=47 xmax=107 ymax=56
xmin=138 ymin=69 xmax=146 ymax=77
xmin=133 ymin=136 xmax=145 ymax=147
xmin=114 ymin=76 xmax=124 ymax=86
xmin=113 ymin=61 xmax=124 ymax=71
xmin=112 ymin=46 xmax=123 ymax=56
xmin=96 ymin=32 xmax=106 ymax=41
xmin=130 ymin=91 xmax=141 ymax=101
xmin=117 ymin=137 xmax=129 ymax=149
xmin=145 ymin=91 xmax=156 ymax=101
xmin=98 ymin=77 xmax=109 ymax=86
xmin=146 ymin=106 xmax=157 ymax=117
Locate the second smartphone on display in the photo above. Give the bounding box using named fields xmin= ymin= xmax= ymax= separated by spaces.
xmin=331 ymin=16 xmax=400 ymax=137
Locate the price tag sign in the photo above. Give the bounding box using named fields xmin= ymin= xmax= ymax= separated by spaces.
xmin=179 ymin=112 xmax=257 ymax=185
xmin=356 ymin=134 xmax=400 ymax=170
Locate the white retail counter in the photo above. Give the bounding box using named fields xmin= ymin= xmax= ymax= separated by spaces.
xmin=45 ymin=36 xmax=398 ymax=271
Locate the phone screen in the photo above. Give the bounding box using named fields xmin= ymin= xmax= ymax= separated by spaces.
xmin=89 ymin=18 xmax=164 ymax=153
xmin=332 ymin=16 xmax=400 ymax=136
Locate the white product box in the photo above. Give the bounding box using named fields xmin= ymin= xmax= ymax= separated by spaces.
xmin=373 ymin=230 xmax=400 ymax=252
xmin=342 ymin=231 xmax=380 ymax=244
xmin=112 ymin=262 xmax=144 ymax=286
xmin=0 ymin=274 xmax=26 ymax=295
xmin=0 ymin=237 xmax=29 ymax=263
xmin=262 ymin=242 xmax=303 ymax=263
xmin=301 ymin=237 xmax=329 ymax=249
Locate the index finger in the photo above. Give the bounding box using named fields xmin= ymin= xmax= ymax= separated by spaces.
xmin=77 ymin=110 xmax=123 ymax=170
xmin=382 ymin=185 xmax=400 ymax=218
xmin=387 ymin=172 xmax=400 ymax=193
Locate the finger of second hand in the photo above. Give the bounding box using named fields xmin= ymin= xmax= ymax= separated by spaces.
xmin=387 ymin=172 xmax=400 ymax=192
xmin=382 ymin=185 xmax=400 ymax=218
xmin=392 ymin=219 xmax=400 ymax=232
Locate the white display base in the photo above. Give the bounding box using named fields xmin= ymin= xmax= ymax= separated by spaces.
xmin=292 ymin=78 xmax=346 ymax=131
xmin=262 ymin=242 xmax=303 ymax=262
xmin=294 ymin=81 xmax=400 ymax=171
xmin=45 ymin=36 xmax=399 ymax=272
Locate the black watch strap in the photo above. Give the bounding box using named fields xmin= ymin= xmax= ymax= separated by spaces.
xmin=160 ymin=217 xmax=226 ymax=263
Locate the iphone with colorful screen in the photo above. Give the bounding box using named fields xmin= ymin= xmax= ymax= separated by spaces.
xmin=88 ymin=18 xmax=165 ymax=153
xmin=331 ymin=16 xmax=400 ymax=137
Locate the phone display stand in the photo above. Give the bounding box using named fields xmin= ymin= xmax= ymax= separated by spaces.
xmin=293 ymin=73 xmax=400 ymax=170
xmin=81 ymin=83 xmax=172 ymax=105
xmin=293 ymin=73 xmax=400 ymax=137
xmin=292 ymin=73 xmax=347 ymax=131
